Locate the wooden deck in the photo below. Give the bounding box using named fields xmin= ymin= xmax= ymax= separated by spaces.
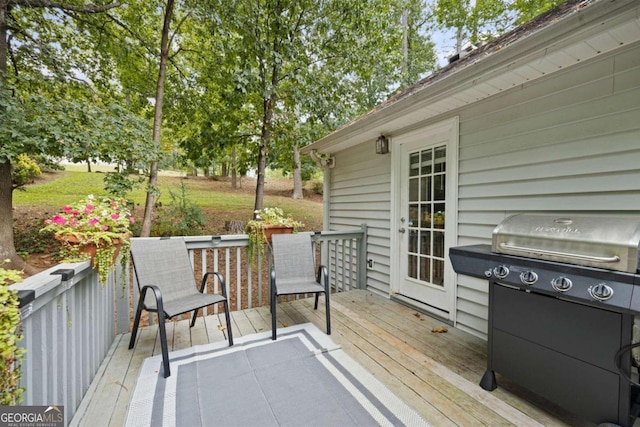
xmin=71 ymin=290 xmax=590 ymax=426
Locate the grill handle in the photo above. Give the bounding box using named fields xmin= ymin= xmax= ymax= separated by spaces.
xmin=499 ymin=243 xmax=621 ymax=264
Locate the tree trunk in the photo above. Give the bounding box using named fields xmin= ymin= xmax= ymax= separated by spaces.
xmin=86 ymin=159 xmax=92 ymax=172
xmin=254 ymin=95 xmax=273 ymax=215
xmin=254 ymin=135 xmax=267 ymax=214
xmin=0 ymin=163 xmax=34 ymax=274
xmin=254 ymin=51 xmax=280 ymax=215
xmin=292 ymin=143 xmax=303 ymax=200
xmin=231 ymin=145 xmax=237 ymax=189
xmin=0 ymin=3 xmax=34 ymax=274
xmin=140 ymin=0 xmax=174 ymax=237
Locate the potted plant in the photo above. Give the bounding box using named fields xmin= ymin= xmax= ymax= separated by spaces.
xmin=245 ymin=207 xmax=303 ymax=259
xmin=42 ymin=195 xmax=134 ymax=285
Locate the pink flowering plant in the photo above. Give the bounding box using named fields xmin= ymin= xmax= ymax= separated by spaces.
xmin=42 ymin=195 xmax=134 ymax=285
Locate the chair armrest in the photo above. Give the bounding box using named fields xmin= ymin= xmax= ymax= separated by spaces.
xmin=316 ymin=265 xmax=329 ymax=292
xmin=201 ymin=272 xmax=227 ymax=298
xmin=139 ymin=285 xmax=166 ymax=318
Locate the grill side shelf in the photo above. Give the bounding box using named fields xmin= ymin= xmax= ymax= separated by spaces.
xmin=449 ymin=244 xmax=495 ymax=279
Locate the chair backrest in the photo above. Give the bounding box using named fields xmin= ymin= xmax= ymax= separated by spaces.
xmin=130 ymin=238 xmax=198 ymax=306
xmin=271 ymin=233 xmax=317 ymax=282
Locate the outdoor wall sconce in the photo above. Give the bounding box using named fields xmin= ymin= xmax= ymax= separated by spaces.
xmin=376 ymin=135 xmax=389 ymax=154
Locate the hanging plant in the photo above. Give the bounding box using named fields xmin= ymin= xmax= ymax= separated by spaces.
xmin=245 ymin=207 xmax=304 ymax=259
xmin=42 ymin=195 xmax=134 ymax=285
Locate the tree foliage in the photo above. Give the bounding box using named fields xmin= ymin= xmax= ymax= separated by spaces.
xmin=188 ymin=0 xmax=436 ymax=211
xmin=435 ymin=0 xmax=566 ymax=53
xmin=0 ymin=1 xmax=156 ymax=271
xmin=0 ymin=0 xmax=567 ymax=271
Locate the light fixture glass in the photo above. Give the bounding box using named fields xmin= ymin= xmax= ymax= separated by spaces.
xmin=376 ymin=135 xmax=389 ymax=154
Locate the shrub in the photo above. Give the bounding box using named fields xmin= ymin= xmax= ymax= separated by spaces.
xmin=153 ymin=183 xmax=206 ymax=236
xmin=311 ymin=180 xmax=323 ymax=195
xmin=11 ymin=154 xmax=41 ymax=189
xmin=0 ymin=262 xmax=25 ymax=405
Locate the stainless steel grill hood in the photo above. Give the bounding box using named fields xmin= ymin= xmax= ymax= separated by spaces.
xmin=492 ymin=214 xmax=640 ymax=273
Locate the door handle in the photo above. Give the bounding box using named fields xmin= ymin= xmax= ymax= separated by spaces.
xmin=398 ymin=227 xmax=406 ymax=233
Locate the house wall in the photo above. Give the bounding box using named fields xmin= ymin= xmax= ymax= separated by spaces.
xmin=329 ymin=142 xmax=392 ymax=296
xmin=454 ymin=41 xmax=640 ymax=338
xmin=328 ymin=40 xmax=640 ymax=338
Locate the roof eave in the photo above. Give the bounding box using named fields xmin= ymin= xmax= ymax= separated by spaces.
xmin=303 ymin=0 xmax=640 ymax=155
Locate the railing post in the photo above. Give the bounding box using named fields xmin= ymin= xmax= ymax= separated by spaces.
xmin=116 ymin=262 xmax=131 ymax=334
xmin=357 ymin=223 xmax=368 ymax=289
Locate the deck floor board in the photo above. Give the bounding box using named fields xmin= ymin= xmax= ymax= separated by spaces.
xmin=72 ymin=290 xmax=590 ymax=427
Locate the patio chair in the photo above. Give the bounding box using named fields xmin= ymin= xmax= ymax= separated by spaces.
xmin=270 ymin=233 xmax=330 ymax=340
xmin=128 ymin=237 xmax=233 ymax=377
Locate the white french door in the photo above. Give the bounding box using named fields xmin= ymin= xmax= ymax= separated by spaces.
xmin=393 ymin=119 xmax=458 ymax=317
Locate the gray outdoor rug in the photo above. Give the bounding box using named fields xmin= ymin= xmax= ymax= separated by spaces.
xmin=126 ymin=323 xmax=429 ymax=426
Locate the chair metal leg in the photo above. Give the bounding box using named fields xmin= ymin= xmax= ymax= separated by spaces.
xmin=223 ymin=299 xmax=233 ymax=346
xmin=128 ymin=299 xmax=144 ymax=349
xmin=325 ymin=292 xmax=331 ymax=335
xmin=271 ymin=290 xmax=277 ymax=340
xmin=270 ymin=268 xmax=278 ymax=340
xmin=139 ymin=285 xmax=171 ymax=378
xmin=157 ymin=313 xmax=171 ymax=378
xmin=190 ymin=308 xmax=200 ymax=328
xmin=314 ymin=293 xmax=319 ymax=309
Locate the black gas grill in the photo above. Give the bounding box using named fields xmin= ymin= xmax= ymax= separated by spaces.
xmin=450 ymin=214 xmax=640 ymax=426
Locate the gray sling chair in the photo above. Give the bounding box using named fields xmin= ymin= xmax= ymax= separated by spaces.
xmin=270 ymin=232 xmax=330 ymax=340
xmin=128 ymin=237 xmax=233 ymax=377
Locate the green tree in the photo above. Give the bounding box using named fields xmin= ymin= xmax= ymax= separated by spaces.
xmin=195 ymin=0 xmax=435 ymax=209
xmin=435 ymin=0 xmax=508 ymax=53
xmin=0 ymin=1 xmax=157 ymax=272
xmin=512 ymin=0 xmax=566 ymax=25
xmin=434 ymin=0 xmax=566 ymax=55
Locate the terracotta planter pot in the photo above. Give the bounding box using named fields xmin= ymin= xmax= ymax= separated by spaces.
xmin=55 ymin=234 xmax=126 ymax=267
xmin=262 ymin=224 xmax=294 ymax=243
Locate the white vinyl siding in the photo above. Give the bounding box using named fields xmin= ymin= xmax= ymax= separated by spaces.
xmin=454 ymin=42 xmax=640 ymax=338
xmin=323 ymin=38 xmax=639 ymax=339
xmin=330 ymin=142 xmax=392 ymax=295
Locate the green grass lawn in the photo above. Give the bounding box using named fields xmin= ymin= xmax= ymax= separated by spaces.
xmin=13 ymin=169 xmax=323 ymax=233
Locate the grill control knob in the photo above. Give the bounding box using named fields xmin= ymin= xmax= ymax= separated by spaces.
xmin=520 ymin=271 xmax=538 ymax=285
xmin=551 ymin=276 xmax=573 ymax=292
xmin=493 ymin=265 xmax=509 ymax=279
xmin=589 ymin=283 xmax=614 ymax=301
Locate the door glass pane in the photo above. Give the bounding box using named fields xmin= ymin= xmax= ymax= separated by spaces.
xmin=409 ymin=153 xmax=420 ymax=177
xmin=420 ymin=203 xmax=431 ymax=228
xmin=408 ymin=205 xmax=419 ymax=227
xmin=435 ymin=146 xmax=446 ymax=173
xmin=409 ymin=177 xmax=419 ymax=202
xmin=421 ymin=150 xmax=432 ymax=175
xmin=408 ymin=229 xmax=418 ymax=254
xmin=420 ymin=257 xmax=430 ymax=282
xmin=434 ymin=231 xmax=444 ymax=258
xmin=408 ymin=255 xmax=418 ymax=279
xmin=433 ymin=259 xmax=444 ymax=285
xmin=434 ymin=203 xmax=445 ymax=229
xmin=420 ymin=176 xmax=431 ymax=201
xmin=405 ymin=145 xmax=446 ymax=288
xmin=434 ymin=175 xmax=445 ymax=200
xmin=420 ymin=230 xmax=431 ymax=255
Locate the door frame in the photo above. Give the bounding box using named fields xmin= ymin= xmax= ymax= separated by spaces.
xmin=390 ymin=117 xmax=459 ymax=321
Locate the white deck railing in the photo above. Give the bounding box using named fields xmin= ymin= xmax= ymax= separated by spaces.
xmin=9 ymin=227 xmax=367 ymax=424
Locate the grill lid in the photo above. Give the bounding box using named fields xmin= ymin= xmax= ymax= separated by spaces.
xmin=492 ymin=214 xmax=640 ymax=273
